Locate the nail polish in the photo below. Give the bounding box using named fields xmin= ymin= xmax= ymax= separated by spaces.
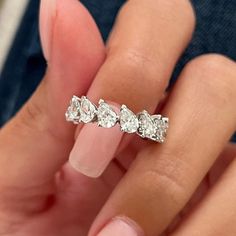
xmin=69 ymin=104 xmax=123 ymax=178
xmin=97 ymin=217 xmax=144 ymax=236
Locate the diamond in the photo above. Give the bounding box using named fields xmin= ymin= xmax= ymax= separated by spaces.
xmin=120 ymin=105 xmax=139 ymax=133
xmin=137 ymin=110 xmax=156 ymax=139
xmin=65 ymin=95 xmax=168 ymax=143
xmin=65 ymin=96 xmax=81 ymax=124
xmin=97 ymin=99 xmax=118 ymax=128
xmin=153 ymin=116 xmax=169 ymax=143
xmin=79 ymin=96 xmax=97 ymax=123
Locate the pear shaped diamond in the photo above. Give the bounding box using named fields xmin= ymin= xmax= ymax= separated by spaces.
xmin=137 ymin=110 xmax=156 ymax=139
xmin=120 ymin=105 xmax=139 ymax=133
xmin=97 ymin=99 xmax=118 ymax=128
xmin=153 ymin=116 xmax=169 ymax=143
xmin=65 ymin=95 xmax=168 ymax=143
xmin=65 ymin=96 xmax=81 ymax=124
xmin=79 ymin=96 xmax=97 ymax=123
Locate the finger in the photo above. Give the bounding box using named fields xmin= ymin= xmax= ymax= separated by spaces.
xmin=208 ymin=142 xmax=236 ymax=184
xmin=115 ymin=93 xmax=170 ymax=171
xmin=0 ymin=0 xmax=105 ymax=189
xmin=69 ymin=0 xmax=196 ymax=177
xmin=172 ymin=157 xmax=236 ymax=236
xmin=164 ymin=143 xmax=236 ymax=234
xmin=89 ymin=54 xmax=236 ymax=236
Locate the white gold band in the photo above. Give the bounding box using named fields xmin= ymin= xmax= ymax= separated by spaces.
xmin=65 ymin=95 xmax=169 ymax=143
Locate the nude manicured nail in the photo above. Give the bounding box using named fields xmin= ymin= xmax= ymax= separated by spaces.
xmin=97 ymin=217 xmax=144 ymax=236
xmin=40 ymin=0 xmax=57 ymax=60
xmin=69 ymin=105 xmax=123 ymax=177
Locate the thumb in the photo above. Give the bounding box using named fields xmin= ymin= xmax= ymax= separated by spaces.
xmin=0 ymin=0 xmax=105 ymax=191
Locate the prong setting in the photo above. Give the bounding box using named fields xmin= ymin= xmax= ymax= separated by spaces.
xmin=120 ymin=105 xmax=139 ymax=133
xmin=79 ymin=96 xmax=97 ymax=123
xmin=65 ymin=95 xmax=81 ymax=124
xmin=65 ymin=95 xmax=169 ymax=143
xmin=97 ymin=100 xmax=118 ymax=128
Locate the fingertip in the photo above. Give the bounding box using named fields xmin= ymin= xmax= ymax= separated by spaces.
xmin=39 ymin=0 xmax=106 ymax=121
xmin=69 ymin=156 xmax=103 ymax=178
xmin=69 ymin=113 xmax=123 ymax=178
xmin=96 ymin=217 xmax=144 ymax=236
xmin=39 ymin=0 xmax=57 ymax=60
xmin=40 ymin=0 xmax=105 ymax=73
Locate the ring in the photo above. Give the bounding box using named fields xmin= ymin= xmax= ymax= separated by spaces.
xmin=65 ymin=95 xmax=169 ymax=143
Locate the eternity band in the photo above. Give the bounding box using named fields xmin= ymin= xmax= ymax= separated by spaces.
xmin=65 ymin=95 xmax=169 ymax=143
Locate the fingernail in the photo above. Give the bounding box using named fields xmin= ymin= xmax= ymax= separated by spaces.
xmin=69 ymin=105 xmax=123 ymax=178
xmin=40 ymin=0 xmax=57 ymax=60
xmin=97 ymin=217 xmax=144 ymax=236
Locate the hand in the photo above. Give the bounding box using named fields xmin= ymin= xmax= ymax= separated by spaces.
xmin=0 ymin=0 xmax=236 ymax=236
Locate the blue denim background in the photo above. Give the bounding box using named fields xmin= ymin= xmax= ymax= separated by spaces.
xmin=0 ymin=0 xmax=235 ymax=141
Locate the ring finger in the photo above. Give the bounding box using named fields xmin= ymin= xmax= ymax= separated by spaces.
xmin=69 ymin=0 xmax=195 ymax=177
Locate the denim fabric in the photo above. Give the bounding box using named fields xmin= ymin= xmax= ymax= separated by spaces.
xmin=0 ymin=0 xmax=46 ymax=124
xmin=0 ymin=0 xmax=236 ymax=141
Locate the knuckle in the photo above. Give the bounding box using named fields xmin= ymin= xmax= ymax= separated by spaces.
xmin=24 ymin=101 xmax=43 ymax=125
xmin=120 ymin=49 xmax=153 ymax=68
xmin=186 ymin=54 xmax=235 ymax=74
xmin=141 ymin=168 xmax=187 ymax=208
xmin=120 ymin=50 xmax=157 ymax=76
xmin=14 ymin=99 xmax=60 ymax=147
xmin=17 ymin=98 xmax=48 ymax=134
xmin=183 ymin=54 xmax=236 ymax=102
xmin=15 ymin=81 xmax=50 ymax=134
xmin=136 ymin=149 xmax=193 ymax=208
xmin=110 ymin=49 xmax=167 ymax=90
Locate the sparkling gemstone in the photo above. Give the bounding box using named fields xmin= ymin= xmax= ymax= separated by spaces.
xmin=65 ymin=96 xmax=81 ymax=123
xmin=137 ymin=111 xmax=157 ymax=139
xmin=79 ymin=96 xmax=97 ymax=123
xmin=153 ymin=116 xmax=169 ymax=143
xmin=120 ymin=105 xmax=139 ymax=133
xmin=97 ymin=99 xmax=118 ymax=128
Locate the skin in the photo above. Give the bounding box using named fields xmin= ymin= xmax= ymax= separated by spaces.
xmin=0 ymin=0 xmax=236 ymax=235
